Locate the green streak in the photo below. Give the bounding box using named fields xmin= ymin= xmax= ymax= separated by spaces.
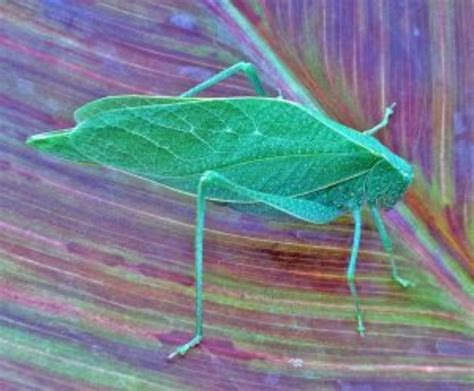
xmin=398 ymin=203 xmax=474 ymax=300
xmin=0 ymin=325 xmax=179 ymax=390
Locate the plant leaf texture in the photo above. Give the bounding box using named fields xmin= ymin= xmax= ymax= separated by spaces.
xmin=1 ymin=0 xmax=473 ymax=389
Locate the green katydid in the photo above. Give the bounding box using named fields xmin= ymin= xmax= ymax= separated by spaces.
xmin=26 ymin=62 xmax=414 ymax=359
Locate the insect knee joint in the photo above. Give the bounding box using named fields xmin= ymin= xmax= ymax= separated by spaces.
xmin=241 ymin=62 xmax=254 ymax=72
xmin=346 ymin=273 xmax=355 ymax=283
xmin=200 ymin=170 xmax=218 ymax=184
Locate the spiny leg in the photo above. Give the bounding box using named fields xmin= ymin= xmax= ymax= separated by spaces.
xmin=363 ymin=103 xmax=396 ymax=135
xmin=346 ymin=208 xmax=365 ymax=335
xmin=180 ymin=62 xmax=266 ymax=97
xmin=370 ymin=208 xmax=414 ymax=288
xmin=168 ymin=175 xmax=207 ymax=359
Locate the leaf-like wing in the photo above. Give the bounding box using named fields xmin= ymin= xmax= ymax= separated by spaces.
xmin=70 ymin=97 xmax=382 ymax=202
xmin=74 ymin=95 xmax=199 ymax=123
xmin=26 ymin=129 xmax=91 ymax=163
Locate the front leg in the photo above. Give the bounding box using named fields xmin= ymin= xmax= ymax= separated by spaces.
xmin=370 ymin=208 xmax=414 ymax=288
xmin=363 ymin=103 xmax=396 ymax=135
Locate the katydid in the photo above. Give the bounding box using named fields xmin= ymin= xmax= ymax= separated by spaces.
xmin=26 ymin=61 xmax=414 ymax=359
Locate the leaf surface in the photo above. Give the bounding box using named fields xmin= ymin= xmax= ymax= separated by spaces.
xmin=1 ymin=0 xmax=473 ymax=389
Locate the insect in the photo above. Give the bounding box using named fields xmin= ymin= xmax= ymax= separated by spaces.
xmin=26 ymin=62 xmax=414 ymax=359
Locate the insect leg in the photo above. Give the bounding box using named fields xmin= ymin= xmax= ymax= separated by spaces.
xmin=346 ymin=208 xmax=365 ymax=335
xmin=168 ymin=174 xmax=208 ymax=360
xmin=168 ymin=171 xmax=343 ymax=358
xmin=363 ymin=103 xmax=396 ymax=135
xmin=370 ymin=208 xmax=414 ymax=288
xmin=180 ymin=62 xmax=266 ymax=97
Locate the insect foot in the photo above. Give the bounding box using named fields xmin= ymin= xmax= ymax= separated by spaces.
xmin=357 ymin=318 xmax=365 ymax=337
xmin=386 ymin=102 xmax=397 ymax=116
xmin=393 ymin=273 xmax=415 ymax=289
xmin=167 ymin=335 xmax=202 ymax=360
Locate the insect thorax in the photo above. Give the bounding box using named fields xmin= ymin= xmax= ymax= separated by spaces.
xmin=365 ymin=159 xmax=413 ymax=209
xmin=301 ymin=157 xmax=413 ymax=211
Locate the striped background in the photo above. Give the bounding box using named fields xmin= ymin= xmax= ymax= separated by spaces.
xmin=1 ymin=1 xmax=473 ymax=390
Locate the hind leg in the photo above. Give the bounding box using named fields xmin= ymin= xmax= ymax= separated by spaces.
xmin=181 ymin=62 xmax=266 ymax=97
xmin=168 ymin=171 xmax=342 ymax=359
